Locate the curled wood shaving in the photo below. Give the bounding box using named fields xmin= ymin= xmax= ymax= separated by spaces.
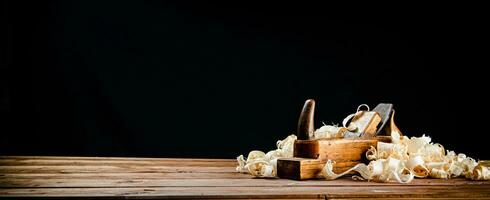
xmin=322 ymin=157 xmax=414 ymax=183
xmin=342 ymin=104 xmax=370 ymax=132
xmin=369 ymin=141 xmax=408 ymax=161
xmin=313 ymin=124 xmax=347 ymax=139
xmin=406 ymin=155 xmax=429 ymax=178
xmin=236 ymin=134 xmax=297 ymax=178
xmin=322 ymin=160 xmax=370 ymax=180
xmin=472 ymin=161 xmax=490 ymax=180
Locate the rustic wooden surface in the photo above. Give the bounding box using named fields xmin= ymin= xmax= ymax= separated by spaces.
xmin=1 ymin=156 xmax=489 ymax=199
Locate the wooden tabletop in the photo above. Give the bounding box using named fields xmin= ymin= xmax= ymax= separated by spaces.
xmin=0 ymin=156 xmax=489 ymax=199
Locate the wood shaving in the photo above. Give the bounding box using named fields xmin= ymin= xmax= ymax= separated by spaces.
xmin=406 ymin=155 xmax=429 ymax=178
xmin=472 ymin=161 xmax=490 ymax=180
xmin=322 ymin=157 xmax=414 ymax=183
xmin=236 ymin=134 xmax=296 ymax=177
xmin=313 ymin=124 xmax=347 ymax=139
xmin=322 ymin=160 xmax=370 ymax=180
xmin=342 ymin=104 xmax=370 ymax=132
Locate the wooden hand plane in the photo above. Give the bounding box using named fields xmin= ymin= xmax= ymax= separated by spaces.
xmin=277 ymin=100 xmax=393 ymax=180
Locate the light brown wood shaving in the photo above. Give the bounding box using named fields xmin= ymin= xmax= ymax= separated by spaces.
xmin=236 ymin=134 xmax=296 ymax=177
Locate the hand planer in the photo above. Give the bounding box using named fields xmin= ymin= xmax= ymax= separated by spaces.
xmin=277 ymin=99 xmax=394 ymax=180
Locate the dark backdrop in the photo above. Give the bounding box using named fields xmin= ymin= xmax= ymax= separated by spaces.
xmin=1 ymin=1 xmax=488 ymax=159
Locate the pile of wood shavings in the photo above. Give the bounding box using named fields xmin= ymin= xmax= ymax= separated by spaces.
xmin=236 ymin=113 xmax=489 ymax=183
xmin=322 ymin=131 xmax=489 ymax=182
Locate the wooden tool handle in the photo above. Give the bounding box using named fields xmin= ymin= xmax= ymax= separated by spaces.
xmin=297 ymin=99 xmax=315 ymax=140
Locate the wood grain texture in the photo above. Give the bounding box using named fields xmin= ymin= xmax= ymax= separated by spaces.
xmin=1 ymin=156 xmax=489 ymax=199
xmin=277 ymin=158 xmax=325 ymax=180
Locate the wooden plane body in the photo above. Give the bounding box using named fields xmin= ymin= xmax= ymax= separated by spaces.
xmin=277 ymin=136 xmax=391 ymax=180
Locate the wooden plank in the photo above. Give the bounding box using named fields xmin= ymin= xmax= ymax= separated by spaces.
xmin=0 ymin=165 xmax=236 ymax=173
xmin=1 ymin=177 xmax=489 ymax=188
xmin=0 ymin=156 xmax=233 ymax=162
xmin=0 ymin=172 xmax=253 ymax=179
xmin=3 ymin=172 xmax=489 ymax=185
xmin=1 ymin=186 xmax=489 ymax=199
xmin=0 ymin=159 xmax=236 ymax=167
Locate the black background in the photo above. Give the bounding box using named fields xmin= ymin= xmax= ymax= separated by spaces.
xmin=1 ymin=1 xmax=489 ymax=159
